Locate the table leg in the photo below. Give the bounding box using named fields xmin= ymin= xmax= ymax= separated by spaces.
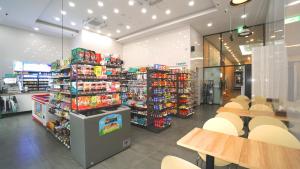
xmin=206 ymin=155 xmax=214 ymax=169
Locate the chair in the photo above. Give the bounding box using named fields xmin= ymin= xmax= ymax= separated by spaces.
xmin=161 ymin=155 xmax=201 ymax=169
xmin=216 ymin=112 xmax=245 ymax=136
xmin=236 ymin=95 xmax=250 ymax=102
xmin=249 ymin=104 xmax=273 ymax=112
xmin=224 ymin=102 xmax=245 ymax=110
xmin=248 ymin=116 xmax=288 ymax=131
xmin=198 ymin=117 xmax=238 ymax=167
xmin=232 ymin=99 xmax=249 ymax=110
xmin=252 ymin=96 xmax=267 ymax=105
xmin=248 ymin=125 xmax=300 ymax=149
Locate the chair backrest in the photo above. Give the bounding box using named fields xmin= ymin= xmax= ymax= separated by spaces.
xmin=161 ymin=155 xmax=201 ymax=169
xmin=236 ymin=95 xmax=250 ymax=102
xmin=233 ymin=100 xmax=249 ymax=110
xmin=248 ymin=116 xmax=288 ymax=131
xmin=200 ymin=117 xmax=238 ymax=166
xmin=216 ymin=112 xmax=244 ymax=132
xmin=250 ymin=104 xmax=273 ymax=112
xmin=248 ymin=125 xmax=300 ymax=149
xmin=252 ymin=96 xmax=267 ymax=104
xmin=224 ymin=102 xmax=244 ymax=110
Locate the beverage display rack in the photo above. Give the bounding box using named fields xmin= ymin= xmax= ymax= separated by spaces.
xmin=176 ymin=72 xmax=194 ymax=118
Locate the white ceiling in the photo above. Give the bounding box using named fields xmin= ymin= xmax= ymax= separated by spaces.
xmin=0 ymin=0 xmax=270 ymax=42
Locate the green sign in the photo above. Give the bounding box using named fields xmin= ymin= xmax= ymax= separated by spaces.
xmin=285 ymin=16 xmax=300 ymax=24
xmin=4 ymin=73 xmax=17 ymax=78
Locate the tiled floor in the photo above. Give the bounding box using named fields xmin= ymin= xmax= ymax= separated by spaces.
xmin=0 ymin=105 xmax=244 ymax=169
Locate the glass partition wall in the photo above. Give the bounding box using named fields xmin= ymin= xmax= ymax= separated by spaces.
xmin=203 ymin=24 xmax=264 ymax=105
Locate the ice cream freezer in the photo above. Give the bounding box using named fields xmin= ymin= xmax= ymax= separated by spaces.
xmin=70 ymin=106 xmax=131 ymax=169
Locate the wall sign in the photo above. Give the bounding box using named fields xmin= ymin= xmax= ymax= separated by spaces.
xmin=99 ymin=114 xmax=122 ymax=136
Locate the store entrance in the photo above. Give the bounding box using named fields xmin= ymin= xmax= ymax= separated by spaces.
xmin=221 ymin=65 xmax=244 ymax=104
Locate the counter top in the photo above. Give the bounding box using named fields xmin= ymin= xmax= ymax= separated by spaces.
xmin=0 ymin=91 xmax=49 ymax=96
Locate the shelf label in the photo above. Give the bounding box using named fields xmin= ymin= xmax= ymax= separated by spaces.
xmin=99 ymin=113 xmax=122 ymax=136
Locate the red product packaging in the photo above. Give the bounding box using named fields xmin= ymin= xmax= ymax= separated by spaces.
xmin=95 ymin=53 xmax=102 ymax=64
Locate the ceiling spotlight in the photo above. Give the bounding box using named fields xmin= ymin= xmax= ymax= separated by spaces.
xmin=128 ymin=0 xmax=135 ymax=6
xmin=87 ymin=9 xmax=93 ymax=14
xmin=207 ymin=22 xmax=213 ymax=27
xmin=70 ymin=21 xmax=76 ymax=26
xmin=241 ymin=14 xmax=247 ymax=19
xmin=97 ymin=30 xmax=102 ymax=33
xmin=114 ymin=8 xmax=119 ymax=14
xmin=250 ymin=38 xmax=254 ymax=42
xmin=107 ymin=33 xmax=112 ymax=37
xmin=54 ymin=17 xmax=60 ymax=21
xmin=61 ymin=10 xmax=67 ymax=15
xmin=68 ymin=1 xmax=75 ymax=7
xmin=165 ymin=9 xmax=171 ymax=15
xmin=230 ymin=0 xmax=252 ymax=6
xmin=152 ymin=15 xmax=157 ymax=20
xmin=102 ymin=15 xmax=108 ymax=20
xmin=224 ymin=43 xmax=227 ymax=45
xmin=116 ymin=29 xmax=121 ymax=33
xmin=270 ymin=35 xmax=276 ymax=39
xmin=98 ymin=1 xmax=104 ymax=7
xmin=188 ymin=0 xmax=195 ymax=6
xmin=126 ymin=25 xmax=131 ymax=29
xmin=141 ymin=8 xmax=147 ymax=14
xmin=33 ymin=27 xmax=39 ymax=31
xmin=84 ymin=26 xmax=90 ymax=30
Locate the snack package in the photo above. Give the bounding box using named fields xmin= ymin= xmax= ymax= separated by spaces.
xmin=71 ymin=48 xmax=86 ymax=63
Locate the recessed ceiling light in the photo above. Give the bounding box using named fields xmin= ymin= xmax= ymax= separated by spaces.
xmin=274 ymin=29 xmax=283 ymax=33
xmin=241 ymin=14 xmax=247 ymax=19
xmin=207 ymin=22 xmax=212 ymax=27
xmin=250 ymin=38 xmax=254 ymax=42
xmin=84 ymin=26 xmax=90 ymax=30
xmin=98 ymin=1 xmax=104 ymax=7
xmin=70 ymin=21 xmax=76 ymax=26
xmin=114 ymin=8 xmax=119 ymax=14
xmin=152 ymin=15 xmax=157 ymax=20
xmin=102 ymin=15 xmax=108 ymax=20
xmin=141 ymin=8 xmax=147 ymax=14
xmin=33 ymin=27 xmax=39 ymax=31
xmin=128 ymin=0 xmax=135 ymax=6
xmin=54 ymin=17 xmax=60 ymax=21
xmin=87 ymin=9 xmax=93 ymax=14
xmin=287 ymin=0 xmax=300 ymax=6
xmin=165 ymin=9 xmax=171 ymax=15
xmin=97 ymin=30 xmax=101 ymax=33
xmin=126 ymin=25 xmax=131 ymax=29
xmin=230 ymin=0 xmax=251 ymax=6
xmin=116 ymin=29 xmax=121 ymax=33
xmin=188 ymin=0 xmax=195 ymax=6
xmin=0 ymin=7 xmax=2 ymax=10
xmin=224 ymin=43 xmax=227 ymax=45
xmin=107 ymin=33 xmax=112 ymax=37
xmin=68 ymin=1 xmax=75 ymax=7
xmin=61 ymin=10 xmax=67 ymax=15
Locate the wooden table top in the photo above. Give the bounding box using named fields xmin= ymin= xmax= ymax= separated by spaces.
xmin=177 ymin=128 xmax=300 ymax=169
xmin=217 ymin=107 xmax=289 ymax=121
xmin=239 ymin=139 xmax=300 ymax=169
xmin=177 ymin=128 xmax=244 ymax=164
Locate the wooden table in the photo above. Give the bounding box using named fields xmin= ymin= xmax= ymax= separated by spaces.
xmin=177 ymin=128 xmax=244 ymax=169
xmin=177 ymin=128 xmax=300 ymax=169
xmin=217 ymin=107 xmax=289 ymax=122
xmin=240 ymin=139 xmax=300 ymax=169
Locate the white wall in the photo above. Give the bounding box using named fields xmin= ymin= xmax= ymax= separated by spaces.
xmin=122 ymin=26 xmax=191 ymax=68
xmin=0 ymin=25 xmax=72 ymax=77
xmin=190 ymin=26 xmax=203 ymax=105
xmin=72 ymin=30 xmax=123 ymax=56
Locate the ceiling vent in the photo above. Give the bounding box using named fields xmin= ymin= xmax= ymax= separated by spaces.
xmin=84 ymin=17 xmax=107 ymax=28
